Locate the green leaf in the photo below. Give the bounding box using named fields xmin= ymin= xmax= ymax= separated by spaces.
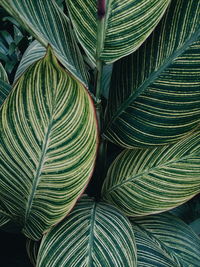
xmin=0 ymin=62 xmax=9 ymax=82
xmin=67 ymin=0 xmax=171 ymax=65
xmin=131 ymin=212 xmax=200 ymax=266
xmin=102 ymin=133 xmax=200 ymax=217
xmin=0 ymin=210 xmax=11 ymax=227
xmin=26 ymin=238 xmax=40 ymax=266
xmin=37 ymin=196 xmax=137 ymax=267
xmin=14 ymin=40 xmax=46 ymax=82
xmin=1 ymin=0 xmax=88 ymax=85
xmin=104 ymin=0 xmax=200 ymax=148
xmin=0 ymin=48 xmax=98 ymax=240
xmin=0 ymin=62 xmax=12 ymax=106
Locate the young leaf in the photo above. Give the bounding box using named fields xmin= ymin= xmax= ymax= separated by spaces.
xmin=0 ymin=0 xmax=88 ymax=85
xmin=102 ymin=133 xmax=200 ymax=217
xmin=0 ymin=48 xmax=98 ymax=240
xmin=131 ymin=213 xmax=200 ymax=266
xmin=104 ymin=0 xmax=200 ymax=148
xmin=67 ymin=0 xmax=171 ymax=65
xmin=14 ymin=40 xmax=46 ymax=82
xmin=37 ymin=196 xmax=137 ymax=267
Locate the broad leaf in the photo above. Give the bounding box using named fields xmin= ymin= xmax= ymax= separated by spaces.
xmin=0 ymin=48 xmax=98 ymax=240
xmin=104 ymin=0 xmax=200 ymax=148
xmin=131 ymin=213 xmax=200 ymax=266
xmin=0 ymin=0 xmax=87 ymax=85
xmin=102 ymin=133 xmax=200 ymax=217
xmin=67 ymin=0 xmax=171 ymax=65
xmin=0 ymin=62 xmax=12 ymax=106
xmin=37 ymin=196 xmax=137 ymax=267
xmin=14 ymin=40 xmax=46 ymax=82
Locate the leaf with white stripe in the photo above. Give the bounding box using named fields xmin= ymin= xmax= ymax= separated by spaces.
xmin=37 ymin=196 xmax=137 ymax=267
xmin=0 ymin=62 xmax=12 ymax=106
xmin=104 ymin=0 xmax=200 ymax=148
xmin=0 ymin=0 xmax=87 ymax=85
xmin=102 ymin=133 xmax=200 ymax=217
xmin=14 ymin=40 xmax=46 ymax=82
xmin=67 ymin=0 xmax=170 ymax=65
xmin=0 ymin=48 xmax=98 ymax=240
xmin=131 ymin=212 xmax=200 ymax=266
xmin=26 ymin=238 xmax=40 ymax=266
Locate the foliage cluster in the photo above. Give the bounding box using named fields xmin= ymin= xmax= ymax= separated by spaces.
xmin=0 ymin=0 xmax=200 ymax=266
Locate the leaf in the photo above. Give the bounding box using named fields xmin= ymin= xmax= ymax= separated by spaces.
xmin=0 ymin=62 xmax=12 ymax=106
xmin=67 ymin=0 xmax=171 ymax=65
xmin=0 ymin=210 xmax=11 ymax=227
xmin=104 ymin=0 xmax=200 ymax=148
xmin=0 ymin=48 xmax=98 ymax=240
xmin=14 ymin=40 xmax=46 ymax=82
xmin=0 ymin=62 xmax=9 ymax=82
xmin=37 ymin=196 xmax=137 ymax=267
xmin=131 ymin=212 xmax=200 ymax=266
xmin=102 ymin=133 xmax=200 ymax=217
xmin=26 ymin=238 xmax=40 ymax=266
xmin=0 ymin=0 xmax=88 ymax=85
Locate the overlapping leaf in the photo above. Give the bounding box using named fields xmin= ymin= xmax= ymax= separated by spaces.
xmin=131 ymin=213 xmax=200 ymax=266
xmin=104 ymin=0 xmax=200 ymax=148
xmin=14 ymin=40 xmax=46 ymax=82
xmin=67 ymin=0 xmax=170 ymax=65
xmin=0 ymin=0 xmax=87 ymax=84
xmin=37 ymin=196 xmax=137 ymax=267
xmin=102 ymin=133 xmax=200 ymax=216
xmin=0 ymin=48 xmax=98 ymax=240
xmin=0 ymin=62 xmax=11 ymax=106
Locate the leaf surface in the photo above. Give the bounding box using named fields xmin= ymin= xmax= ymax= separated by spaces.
xmin=14 ymin=40 xmax=46 ymax=82
xmin=104 ymin=0 xmax=200 ymax=147
xmin=131 ymin=213 xmax=200 ymax=266
xmin=102 ymin=133 xmax=200 ymax=216
xmin=0 ymin=0 xmax=87 ymax=85
xmin=0 ymin=62 xmax=11 ymax=106
xmin=0 ymin=48 xmax=98 ymax=240
xmin=67 ymin=0 xmax=170 ymax=65
xmin=37 ymin=196 xmax=137 ymax=267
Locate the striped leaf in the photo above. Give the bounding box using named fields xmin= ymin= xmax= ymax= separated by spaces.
xmin=0 ymin=48 xmax=98 ymax=240
xmin=0 ymin=62 xmax=9 ymax=82
xmin=26 ymin=239 xmax=40 ymax=266
xmin=67 ymin=0 xmax=170 ymax=65
xmin=0 ymin=62 xmax=12 ymax=106
xmin=0 ymin=0 xmax=87 ymax=85
xmin=102 ymin=133 xmax=200 ymax=217
xmin=14 ymin=40 xmax=46 ymax=82
xmin=0 ymin=210 xmax=11 ymax=228
xmin=131 ymin=212 xmax=200 ymax=266
xmin=104 ymin=0 xmax=200 ymax=148
xmin=37 ymin=196 xmax=137 ymax=267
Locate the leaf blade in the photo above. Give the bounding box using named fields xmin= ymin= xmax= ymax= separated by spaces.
xmin=0 ymin=48 xmax=98 ymax=240
xmin=37 ymin=196 xmax=137 ymax=267
xmin=102 ymin=133 xmax=200 ymax=216
xmin=67 ymin=0 xmax=171 ymax=65
xmin=1 ymin=0 xmax=87 ymax=85
xmin=104 ymin=0 xmax=200 ymax=147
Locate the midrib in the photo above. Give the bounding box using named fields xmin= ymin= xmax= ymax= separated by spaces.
xmin=24 ymin=117 xmax=53 ymax=224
